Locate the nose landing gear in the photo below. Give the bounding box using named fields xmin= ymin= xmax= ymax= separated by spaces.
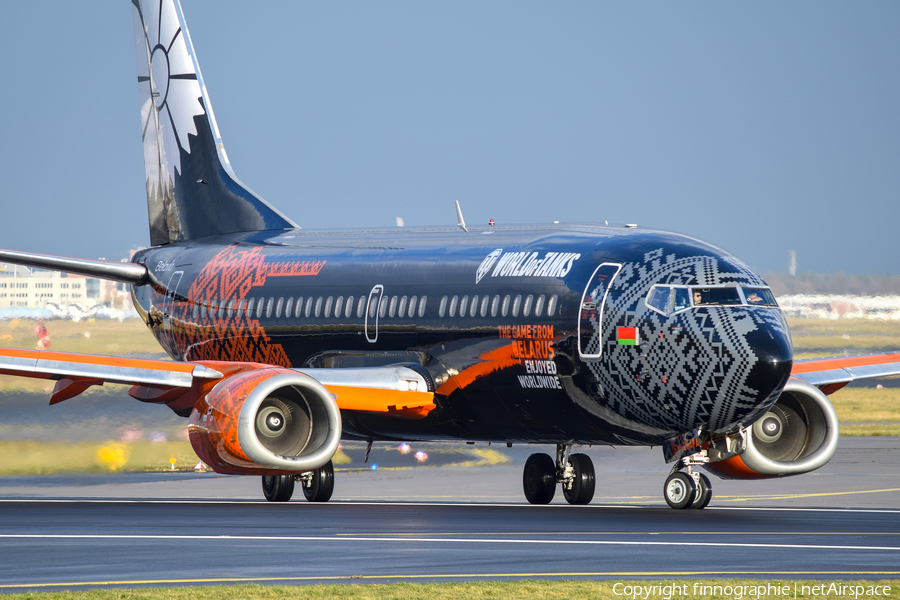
xmin=522 ymin=444 xmax=596 ymax=505
xmin=664 ymin=453 xmax=712 ymax=509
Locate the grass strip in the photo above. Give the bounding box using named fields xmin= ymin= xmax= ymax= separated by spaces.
xmin=2 ymin=580 xmax=899 ymax=599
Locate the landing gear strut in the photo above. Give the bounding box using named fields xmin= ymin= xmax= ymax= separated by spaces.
xmin=664 ymin=453 xmax=712 ymax=510
xmin=522 ymin=444 xmax=596 ymax=505
xmin=261 ymin=460 xmax=335 ymax=503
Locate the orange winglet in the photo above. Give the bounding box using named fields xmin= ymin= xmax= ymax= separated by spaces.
xmin=791 ymin=352 xmax=900 ymax=374
xmin=328 ymin=385 xmax=435 ymax=418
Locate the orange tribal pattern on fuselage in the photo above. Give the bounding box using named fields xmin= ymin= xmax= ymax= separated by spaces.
xmin=165 ymin=245 xmax=324 ymax=365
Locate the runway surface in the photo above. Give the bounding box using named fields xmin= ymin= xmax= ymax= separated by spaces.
xmin=0 ymin=438 xmax=899 ymax=591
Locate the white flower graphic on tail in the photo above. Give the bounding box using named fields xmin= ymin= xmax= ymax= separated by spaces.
xmin=133 ymin=0 xmax=204 ymax=221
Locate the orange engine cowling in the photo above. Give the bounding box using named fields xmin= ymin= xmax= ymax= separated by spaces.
xmin=704 ymin=378 xmax=840 ymax=480
xmin=188 ymin=368 xmax=342 ymax=476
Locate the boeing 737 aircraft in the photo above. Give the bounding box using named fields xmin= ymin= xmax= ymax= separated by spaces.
xmin=1 ymin=0 xmax=899 ymax=508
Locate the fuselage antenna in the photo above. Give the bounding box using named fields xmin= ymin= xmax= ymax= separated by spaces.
xmin=455 ymin=201 xmax=468 ymax=232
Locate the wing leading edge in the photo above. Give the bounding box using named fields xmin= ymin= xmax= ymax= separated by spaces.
xmin=791 ymin=351 xmax=900 ymax=395
xmin=0 ymin=347 xmax=434 ymax=417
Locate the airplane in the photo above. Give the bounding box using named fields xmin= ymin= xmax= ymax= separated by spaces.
xmin=1 ymin=0 xmax=899 ymax=508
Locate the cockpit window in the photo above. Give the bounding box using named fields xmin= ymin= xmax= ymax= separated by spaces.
xmin=742 ymin=287 xmax=778 ymax=306
xmin=645 ymin=286 xmax=672 ymax=315
xmin=692 ymin=287 xmax=743 ymax=306
xmin=672 ymin=287 xmax=691 ymax=312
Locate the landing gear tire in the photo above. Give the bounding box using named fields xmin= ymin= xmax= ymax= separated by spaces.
xmin=562 ymin=453 xmax=595 ymax=505
xmin=663 ymin=472 xmax=696 ymax=509
xmin=262 ymin=474 xmax=295 ymax=502
xmin=302 ymin=460 xmax=335 ymax=503
xmin=690 ymin=473 xmax=712 ymax=509
xmin=523 ymin=453 xmax=556 ymax=504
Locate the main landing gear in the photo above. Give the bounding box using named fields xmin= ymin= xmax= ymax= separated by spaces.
xmin=522 ymin=444 xmax=596 ymax=505
xmin=261 ymin=460 xmax=335 ymax=503
xmin=664 ymin=454 xmax=712 ymax=510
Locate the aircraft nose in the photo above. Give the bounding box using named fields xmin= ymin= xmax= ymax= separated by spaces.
xmin=746 ymin=321 xmax=794 ymax=406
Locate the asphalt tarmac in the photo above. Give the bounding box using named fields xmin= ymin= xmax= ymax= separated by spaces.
xmin=0 ymin=438 xmax=898 ymax=591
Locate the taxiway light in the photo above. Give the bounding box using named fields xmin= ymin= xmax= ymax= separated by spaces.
xmin=415 ymin=451 xmax=428 ymax=463
xmin=398 ymin=443 xmax=411 ymax=454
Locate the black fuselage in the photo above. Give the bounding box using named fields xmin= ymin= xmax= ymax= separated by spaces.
xmin=131 ymin=223 xmax=793 ymax=447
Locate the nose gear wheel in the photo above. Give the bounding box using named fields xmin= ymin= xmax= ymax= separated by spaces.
xmin=664 ymin=471 xmax=696 ymax=509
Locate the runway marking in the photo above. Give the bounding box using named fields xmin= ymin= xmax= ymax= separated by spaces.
xmin=716 ymin=487 xmax=900 ymax=502
xmin=1 ymin=498 xmax=899 ymax=513
xmin=335 ymin=531 xmax=900 ymax=537
xmin=1 ymin=533 xmax=899 ymax=552
xmin=3 ymin=571 xmax=900 ymax=589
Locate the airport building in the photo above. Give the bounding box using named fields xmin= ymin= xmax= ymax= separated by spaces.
xmin=0 ymin=263 xmax=128 ymax=310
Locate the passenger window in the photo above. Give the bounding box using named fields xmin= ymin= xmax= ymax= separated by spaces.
xmin=192 ymin=303 xmax=199 ymax=319
xmin=236 ymin=298 xmax=245 ymax=319
xmin=547 ymin=295 xmax=558 ymax=317
xmin=672 ymin=288 xmax=690 ymax=312
xmin=512 ymin=295 xmax=522 ymax=317
xmin=399 ymin=296 xmax=408 ymax=318
xmin=491 ymin=295 xmax=499 ymax=317
xmin=315 ymin=296 xmax=323 ymax=318
xmin=226 ymin=298 xmax=235 ymax=319
xmin=379 ymin=295 xmax=388 ymax=318
xmin=344 ymin=296 xmax=353 ymax=318
xmin=217 ymin=300 xmax=226 ymax=320
xmin=294 ymin=297 xmax=303 ymax=318
xmin=449 ymin=295 xmax=458 ymax=317
xmin=305 ymin=297 xmax=313 ymax=318
xmin=459 ymin=295 xmax=468 ymax=317
xmin=357 ymin=296 xmax=366 ymax=319
xmin=408 ymin=295 xmax=417 ymax=318
xmin=266 ymin=297 xmax=274 ymax=319
xmin=389 ymin=295 xmax=398 ymax=318
xmin=418 ymin=296 xmax=427 ymax=317
xmin=646 ymin=286 xmax=671 ymax=315
xmin=369 ymin=298 xmax=378 ymax=319
xmin=480 ymin=295 xmax=489 ymax=317
xmin=200 ymin=301 xmax=207 ymax=319
xmin=502 ymin=295 xmax=510 ymax=317
xmin=523 ymin=295 xmax=533 ymax=317
xmin=469 ymin=295 xmax=478 ymax=317
xmin=324 ymin=296 xmax=333 ymax=318
xmin=439 ymin=296 xmax=447 ymax=317
xmin=284 ymin=297 xmax=293 ymax=319
xmin=256 ymin=298 xmax=265 ymax=319
xmin=333 ymin=296 xmax=342 ymax=318
xmin=535 ymin=295 xmax=545 ymax=317
xmin=276 ymin=297 xmax=284 ymax=318
xmin=244 ymin=298 xmax=253 ymax=319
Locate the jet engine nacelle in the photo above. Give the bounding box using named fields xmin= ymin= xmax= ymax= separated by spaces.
xmin=188 ymin=368 xmax=342 ymax=476
xmin=704 ymin=379 xmax=839 ymax=480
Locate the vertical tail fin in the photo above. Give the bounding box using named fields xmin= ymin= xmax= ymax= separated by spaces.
xmin=132 ymin=0 xmax=296 ymax=246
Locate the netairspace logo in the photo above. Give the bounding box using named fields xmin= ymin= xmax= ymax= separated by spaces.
xmin=612 ymin=581 xmax=893 ymax=600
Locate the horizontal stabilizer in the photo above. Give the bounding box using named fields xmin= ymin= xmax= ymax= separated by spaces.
xmin=0 ymin=248 xmax=148 ymax=285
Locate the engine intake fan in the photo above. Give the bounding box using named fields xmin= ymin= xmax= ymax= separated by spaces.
xmin=705 ymin=378 xmax=839 ymax=479
xmin=189 ymin=368 xmax=341 ymax=475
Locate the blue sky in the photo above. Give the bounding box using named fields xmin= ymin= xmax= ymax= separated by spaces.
xmin=1 ymin=2 xmax=897 ymax=274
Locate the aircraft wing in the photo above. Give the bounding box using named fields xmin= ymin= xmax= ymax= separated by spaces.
xmin=791 ymin=351 xmax=900 ymax=394
xmin=0 ymin=347 xmax=434 ymax=417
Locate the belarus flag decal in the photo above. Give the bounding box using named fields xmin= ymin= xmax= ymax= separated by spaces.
xmin=617 ymin=326 xmax=639 ymax=345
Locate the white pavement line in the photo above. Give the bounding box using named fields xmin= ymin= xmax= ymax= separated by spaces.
xmin=0 ymin=498 xmax=898 ymax=513
xmin=0 ymin=534 xmax=898 ymax=552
